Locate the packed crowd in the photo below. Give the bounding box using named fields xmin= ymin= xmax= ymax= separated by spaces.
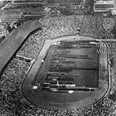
xmin=0 ymin=56 xmax=116 ymax=116
xmin=39 ymin=15 xmax=78 ymax=38
xmin=39 ymin=14 xmax=114 ymax=39
xmin=17 ymin=30 xmax=45 ymax=59
xmin=0 ymin=14 xmax=116 ymax=116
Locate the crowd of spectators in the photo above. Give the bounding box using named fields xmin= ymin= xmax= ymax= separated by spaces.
xmin=0 ymin=14 xmax=116 ymax=116
xmin=0 ymin=57 xmax=116 ymax=116
xmin=39 ymin=15 xmax=83 ymax=38
xmin=17 ymin=30 xmax=45 ymax=59
xmin=39 ymin=14 xmax=114 ymax=40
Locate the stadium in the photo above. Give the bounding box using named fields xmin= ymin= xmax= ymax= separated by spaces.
xmin=0 ymin=0 xmax=116 ymax=116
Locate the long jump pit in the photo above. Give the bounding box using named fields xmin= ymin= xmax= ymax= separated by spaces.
xmin=22 ymin=35 xmax=110 ymax=110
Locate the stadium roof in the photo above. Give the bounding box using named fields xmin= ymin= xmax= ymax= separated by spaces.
xmin=13 ymin=0 xmax=47 ymax=4
xmin=94 ymin=0 xmax=116 ymax=12
xmin=12 ymin=0 xmax=83 ymax=5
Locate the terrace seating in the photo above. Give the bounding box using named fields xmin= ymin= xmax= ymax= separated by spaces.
xmin=0 ymin=14 xmax=115 ymax=116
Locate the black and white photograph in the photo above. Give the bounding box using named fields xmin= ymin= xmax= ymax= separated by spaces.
xmin=0 ymin=0 xmax=116 ymax=115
